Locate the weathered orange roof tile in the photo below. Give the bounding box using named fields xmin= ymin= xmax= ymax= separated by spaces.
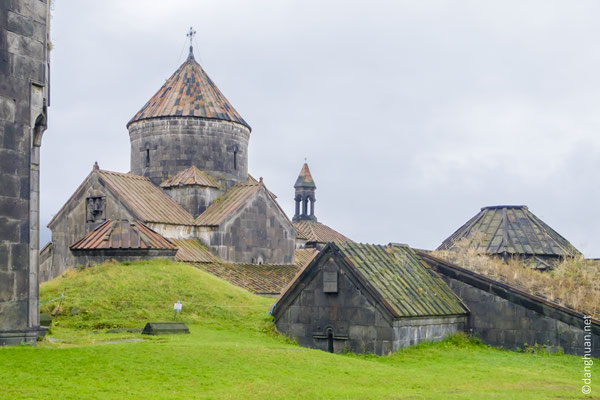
xmin=160 ymin=166 xmax=220 ymax=189
xmin=127 ymin=53 xmax=250 ymax=129
xmin=71 ymin=220 xmax=177 ymax=251
xmin=171 ymin=238 xmax=218 ymax=263
xmin=293 ymin=220 xmax=352 ymax=244
xmin=98 ymin=170 xmax=195 ymax=226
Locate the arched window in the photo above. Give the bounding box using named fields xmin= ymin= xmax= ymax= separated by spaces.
xmin=232 ymin=145 xmax=239 ymax=170
xmin=145 ymin=148 xmax=150 ymax=167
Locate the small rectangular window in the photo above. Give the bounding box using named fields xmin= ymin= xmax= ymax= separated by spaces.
xmin=323 ymin=270 xmax=338 ymax=293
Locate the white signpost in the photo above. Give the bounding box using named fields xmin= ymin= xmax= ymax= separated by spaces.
xmin=173 ymin=300 xmax=182 ymax=320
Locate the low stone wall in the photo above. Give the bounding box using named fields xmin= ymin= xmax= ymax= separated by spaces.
xmin=393 ymin=315 xmax=466 ymax=351
xmin=419 ymin=252 xmax=600 ymax=357
xmin=72 ymin=249 xmax=176 ymax=268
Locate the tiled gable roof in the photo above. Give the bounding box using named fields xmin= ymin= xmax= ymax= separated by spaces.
xmin=195 ymin=181 xmax=261 ymax=226
xmin=193 ymin=262 xmax=299 ymax=296
xmin=438 ymin=205 xmax=581 ymax=257
xmin=171 ymin=239 xmax=218 ymax=263
xmin=127 ymin=55 xmax=250 ymax=130
xmin=335 ymin=243 xmax=467 ymax=318
xmin=293 ymin=220 xmax=352 ymax=244
xmin=294 ymin=248 xmax=319 ymax=269
xmin=160 ymin=166 xmax=220 ymax=189
xmin=70 ymin=220 xmax=177 ymax=251
xmin=275 ymin=242 xmax=466 ymax=319
xmin=97 ymin=170 xmax=195 ymax=226
xmin=195 ymin=179 xmax=289 ymax=228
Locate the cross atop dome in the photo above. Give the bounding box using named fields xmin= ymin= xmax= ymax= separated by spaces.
xmin=187 ymin=26 xmax=196 ymax=59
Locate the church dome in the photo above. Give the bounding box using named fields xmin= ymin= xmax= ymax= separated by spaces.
xmin=127 ymin=43 xmax=251 ymax=188
xmin=127 ymin=52 xmax=250 ymax=130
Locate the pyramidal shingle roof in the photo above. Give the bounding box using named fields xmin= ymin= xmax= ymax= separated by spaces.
xmin=127 ymin=52 xmax=250 ymax=129
xmin=294 ymin=163 xmax=316 ymax=189
xmin=160 ymin=166 xmax=219 ymax=189
xmin=438 ymin=205 xmax=581 ymax=257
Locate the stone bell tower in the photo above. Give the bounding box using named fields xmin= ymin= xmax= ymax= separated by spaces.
xmin=293 ymin=163 xmax=317 ymax=222
xmin=0 ymin=0 xmax=50 ymax=345
xmin=127 ymin=28 xmax=251 ymax=188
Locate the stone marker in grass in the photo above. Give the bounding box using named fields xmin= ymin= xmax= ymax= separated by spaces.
xmin=40 ymin=314 xmax=52 ymax=327
xmin=142 ymin=322 xmax=190 ymax=335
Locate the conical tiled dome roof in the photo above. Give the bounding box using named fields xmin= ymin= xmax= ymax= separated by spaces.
xmin=127 ymin=53 xmax=250 ymax=130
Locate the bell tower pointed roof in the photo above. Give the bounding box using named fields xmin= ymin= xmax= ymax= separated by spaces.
xmin=127 ymin=44 xmax=250 ymax=130
xmin=294 ymin=163 xmax=316 ymax=189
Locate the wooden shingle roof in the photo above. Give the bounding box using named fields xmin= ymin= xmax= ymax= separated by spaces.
xmin=127 ymin=54 xmax=250 ymax=130
xmin=71 ymin=220 xmax=177 ymax=251
xmin=98 ymin=170 xmax=195 ymax=226
xmin=293 ymin=220 xmax=352 ymax=244
xmin=160 ymin=166 xmax=219 ymax=189
xmin=438 ymin=205 xmax=581 ymax=257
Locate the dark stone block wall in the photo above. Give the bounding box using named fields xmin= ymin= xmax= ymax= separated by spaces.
xmin=275 ymin=256 xmax=395 ymax=354
xmin=129 ymin=118 xmax=250 ymax=188
xmin=438 ymin=270 xmax=600 ymax=357
xmin=72 ymin=249 xmax=177 ymax=268
xmin=0 ymin=0 xmax=49 ymax=345
xmin=274 ymin=253 xmax=465 ymax=355
xmin=203 ymin=188 xmax=296 ymax=265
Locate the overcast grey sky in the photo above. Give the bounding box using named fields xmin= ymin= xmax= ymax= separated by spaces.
xmin=41 ymin=0 xmax=600 ymax=257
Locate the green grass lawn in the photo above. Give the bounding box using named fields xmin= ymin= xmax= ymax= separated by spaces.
xmin=0 ymin=260 xmax=594 ymax=399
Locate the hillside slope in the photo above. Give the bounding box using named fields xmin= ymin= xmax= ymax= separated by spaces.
xmin=40 ymin=260 xmax=273 ymax=331
xmin=0 ymin=260 xmax=584 ymax=399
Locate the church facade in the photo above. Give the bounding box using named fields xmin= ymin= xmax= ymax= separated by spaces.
xmin=41 ymin=44 xmax=349 ymax=282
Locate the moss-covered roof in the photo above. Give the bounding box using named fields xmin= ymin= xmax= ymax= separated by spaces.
xmin=293 ymin=220 xmax=352 ymax=244
xmin=336 ymin=242 xmax=467 ymax=318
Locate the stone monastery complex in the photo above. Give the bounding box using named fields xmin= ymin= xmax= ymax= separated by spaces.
xmin=0 ymin=7 xmax=598 ymax=357
xmin=40 ymin=43 xmax=350 ymax=293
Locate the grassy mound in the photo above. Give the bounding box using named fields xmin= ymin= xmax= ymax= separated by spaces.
xmin=40 ymin=259 xmax=273 ymax=331
xmin=1 ymin=259 xmax=586 ymax=399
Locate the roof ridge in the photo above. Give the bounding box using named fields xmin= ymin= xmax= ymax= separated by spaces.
xmin=98 ymin=169 xmax=149 ymax=180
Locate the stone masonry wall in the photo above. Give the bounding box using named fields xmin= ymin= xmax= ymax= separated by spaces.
xmin=441 ymin=275 xmax=600 ymax=357
xmin=72 ymin=249 xmax=176 ymax=268
xmin=163 ymin=185 xmax=223 ymax=218
xmin=210 ymin=188 xmax=295 ymax=265
xmin=392 ymin=316 xmax=466 ymax=351
xmin=45 ymin=174 xmax=136 ymax=281
xmin=129 ymin=118 xmax=250 ymax=188
xmin=275 ymin=256 xmax=395 ymax=355
xmin=0 ymin=0 xmax=49 ymax=345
